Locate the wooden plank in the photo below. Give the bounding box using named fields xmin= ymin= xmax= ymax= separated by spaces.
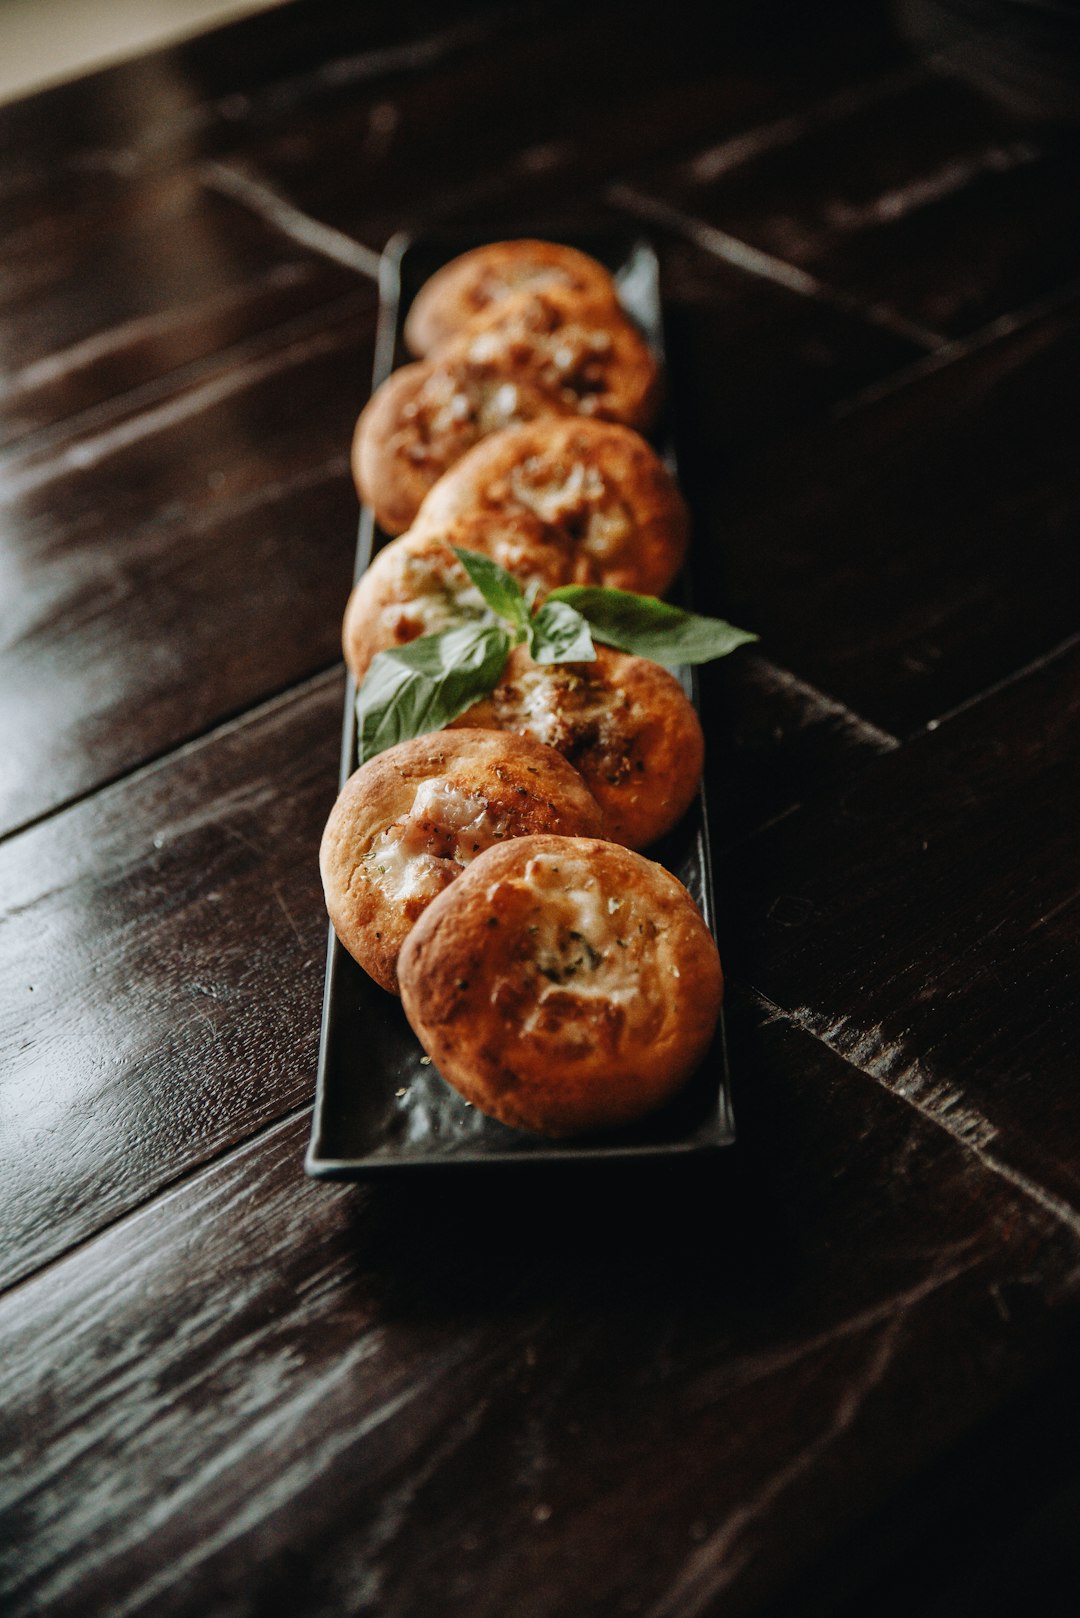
xmin=658 ymin=234 xmax=919 ymax=476
xmin=0 ymin=167 xmax=360 ymax=450
xmin=695 ymin=292 xmax=1080 ymax=738
xmin=701 ymin=651 xmax=899 ymax=853
xmin=0 ymin=297 xmax=373 ymax=838
xmin=1 ymin=999 xmax=1077 ymax=1618
xmin=627 ymin=70 xmax=1080 ymax=339
xmin=0 ymin=673 xmax=343 ymax=1290
xmin=224 ymin=6 xmax=907 ymax=257
xmin=732 ymin=636 xmax=1080 ymax=1230
xmin=0 ymin=1 xmax=520 ymax=235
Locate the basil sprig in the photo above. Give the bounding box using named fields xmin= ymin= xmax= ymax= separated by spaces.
xmin=357 ymin=621 xmax=512 ymax=765
xmin=355 ymin=549 xmax=756 ymax=763
xmin=546 ymin=585 xmax=757 ymax=666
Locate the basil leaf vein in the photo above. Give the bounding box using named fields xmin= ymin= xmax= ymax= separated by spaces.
xmin=451 ymin=547 xmax=529 ymax=635
xmin=356 ymin=622 xmax=513 ymax=763
xmin=528 ymin=600 xmax=596 ymax=664
xmin=546 ymin=586 xmax=757 ymax=666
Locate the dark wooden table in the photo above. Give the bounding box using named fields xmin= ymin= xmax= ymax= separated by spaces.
xmin=3 ymin=3 xmax=1080 ymax=1613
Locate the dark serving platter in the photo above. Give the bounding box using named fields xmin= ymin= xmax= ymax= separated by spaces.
xmin=306 ymin=230 xmax=736 ymax=1176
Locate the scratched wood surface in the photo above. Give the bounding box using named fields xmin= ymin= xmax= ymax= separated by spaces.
xmin=2 ymin=2 xmax=1080 ymax=1614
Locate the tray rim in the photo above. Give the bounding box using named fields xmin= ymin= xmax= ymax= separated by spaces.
xmin=306 ymin=227 xmax=736 ymax=1177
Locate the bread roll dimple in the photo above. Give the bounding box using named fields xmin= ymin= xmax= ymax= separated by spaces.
xmin=456 ymin=643 xmax=704 ymax=850
xmin=397 ymin=835 xmax=723 ymax=1136
xmin=319 ymin=731 xmax=604 ymax=994
xmin=403 ymin=240 xmax=620 ymax=357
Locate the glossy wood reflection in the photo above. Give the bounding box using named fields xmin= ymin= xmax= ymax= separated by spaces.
xmin=0 ymin=300 xmax=371 ymax=837
xmin=0 ymin=674 xmax=342 ymax=1287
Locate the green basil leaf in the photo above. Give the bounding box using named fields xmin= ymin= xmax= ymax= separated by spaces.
xmin=451 ymin=547 xmax=529 ymax=633
xmin=546 ymin=586 xmax=757 ymax=666
xmin=356 ymin=622 xmax=512 ymax=763
xmin=528 ymin=600 xmax=597 ymax=664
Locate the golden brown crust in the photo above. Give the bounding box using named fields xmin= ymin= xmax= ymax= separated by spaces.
xmin=412 ymin=417 xmax=688 ymax=599
xmin=398 ymin=835 xmax=723 ymax=1136
xmin=353 ymin=286 xmax=661 ymax=535
xmin=319 ymin=733 xmax=603 ymax=994
xmin=403 ymin=240 xmax=620 ymax=356
xmin=461 ymin=283 xmax=661 ymax=433
xmin=351 ymin=357 xmax=576 ymax=537
xmin=456 ymin=644 xmax=703 ymax=849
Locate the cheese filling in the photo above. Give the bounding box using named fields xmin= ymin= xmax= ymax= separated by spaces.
xmin=365 ymin=780 xmax=509 ymax=903
xmin=507 ymin=457 xmax=633 ymax=562
xmin=467 ymin=313 xmax=614 ymax=404
xmin=491 ymin=853 xmax=645 ymax=1021
xmin=413 ymin=370 xmax=527 ymax=448
xmin=386 ymin=548 xmax=489 ymax=639
xmin=491 ymin=665 xmax=636 ymax=770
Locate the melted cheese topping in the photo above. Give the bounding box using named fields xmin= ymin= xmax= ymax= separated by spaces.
xmin=385 ymin=547 xmax=488 ymax=638
xmin=365 ymin=780 xmax=508 ymax=903
xmin=488 ymin=852 xmax=647 ymax=1023
xmin=492 ymin=664 xmax=634 ymax=763
xmin=408 ymin=367 xmax=527 ymax=452
xmin=507 ymin=456 xmax=633 ymax=562
xmin=467 ymin=311 xmax=615 ymax=406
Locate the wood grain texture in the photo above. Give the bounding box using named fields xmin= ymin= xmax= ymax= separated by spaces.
xmin=0 ymin=673 xmax=342 ymax=1290
xmin=0 ymin=297 xmax=372 ymax=838
xmin=627 ymin=71 xmax=1080 ymax=339
xmin=691 ymin=291 xmax=1080 ymax=739
xmin=4 ymin=1 xmax=1080 ymax=1613
xmin=657 ymin=234 xmax=919 ymax=476
xmin=216 ymin=4 xmax=906 ymax=255
xmin=0 ymin=167 xmax=360 ymax=450
xmin=0 ymin=1 xmax=517 ymax=237
xmin=732 ymin=637 xmax=1080 ymax=1230
xmin=1 ymin=1001 xmax=1078 ymax=1618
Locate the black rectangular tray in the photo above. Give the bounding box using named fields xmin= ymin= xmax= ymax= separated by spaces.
xmin=306 ymin=230 xmax=735 ymax=1175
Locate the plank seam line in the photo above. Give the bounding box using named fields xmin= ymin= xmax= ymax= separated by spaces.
xmin=708 ymin=656 xmax=903 ymax=860
xmin=745 ymin=654 xmax=901 ymax=751
xmin=194 ymin=2 xmax=552 ymax=127
xmin=831 ymin=270 xmax=1080 ymax=421
xmin=0 ymin=281 xmax=371 ymax=472
xmin=0 ymin=664 xmax=343 ymax=851
xmin=679 ymin=64 xmax=928 ymax=184
xmin=202 ymin=161 xmax=382 ymax=280
xmin=646 ymin=1250 xmax=978 ymax=1618
xmin=0 ymin=1099 xmax=318 ymax=1307
xmin=605 ymin=183 xmax=946 ymax=351
xmin=750 ymin=989 xmax=1080 ymax=1242
xmin=0 ymin=305 xmax=367 ymax=499
xmin=921 ymin=628 xmax=1080 ymax=737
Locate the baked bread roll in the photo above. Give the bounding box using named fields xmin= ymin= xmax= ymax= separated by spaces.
xmin=351 ymin=361 xmax=577 ymax=538
xmin=320 ymin=731 xmax=603 ymax=993
xmin=456 ymin=644 xmax=703 ymax=849
xmin=343 ymin=416 xmax=687 ymax=683
xmin=404 ymin=240 xmax=620 ymax=356
xmin=342 ymin=527 xmax=566 ymax=684
xmin=413 ymin=417 xmax=688 ymax=600
xmin=353 ymin=285 xmax=661 ymax=534
xmin=398 ymin=835 xmax=723 ymax=1136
